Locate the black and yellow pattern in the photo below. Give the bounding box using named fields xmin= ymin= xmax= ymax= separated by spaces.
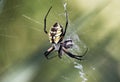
xmin=48 ymin=23 xmax=63 ymax=44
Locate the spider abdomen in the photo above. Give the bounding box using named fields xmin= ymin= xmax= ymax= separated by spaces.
xmin=48 ymin=22 xmax=63 ymax=44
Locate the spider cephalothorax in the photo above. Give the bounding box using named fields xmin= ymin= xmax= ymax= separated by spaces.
xmin=44 ymin=6 xmax=88 ymax=60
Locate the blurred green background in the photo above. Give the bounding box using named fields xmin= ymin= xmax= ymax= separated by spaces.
xmin=0 ymin=0 xmax=120 ymax=82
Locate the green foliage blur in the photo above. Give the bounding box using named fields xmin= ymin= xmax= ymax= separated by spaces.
xmin=0 ymin=0 xmax=120 ymax=82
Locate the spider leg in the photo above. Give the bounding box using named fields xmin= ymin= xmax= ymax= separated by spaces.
xmin=44 ymin=46 xmax=54 ymax=59
xmin=63 ymin=7 xmax=68 ymax=36
xmin=62 ymin=47 xmax=85 ymax=60
xmin=44 ymin=6 xmax=52 ymax=34
xmin=58 ymin=45 xmax=62 ymax=58
xmin=80 ymin=47 xmax=88 ymax=57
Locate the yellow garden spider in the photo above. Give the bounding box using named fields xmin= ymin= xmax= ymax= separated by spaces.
xmin=44 ymin=6 xmax=88 ymax=60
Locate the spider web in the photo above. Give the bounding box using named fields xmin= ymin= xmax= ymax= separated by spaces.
xmin=60 ymin=3 xmax=88 ymax=82
xmin=51 ymin=2 xmax=88 ymax=61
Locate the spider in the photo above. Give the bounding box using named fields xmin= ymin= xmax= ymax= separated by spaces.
xmin=44 ymin=6 xmax=88 ymax=60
